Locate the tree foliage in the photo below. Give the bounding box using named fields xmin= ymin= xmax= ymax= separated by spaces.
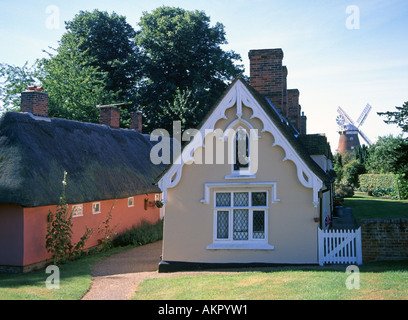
xmin=365 ymin=135 xmax=408 ymax=175
xmin=378 ymin=101 xmax=408 ymax=133
xmin=38 ymin=35 xmax=118 ymax=123
xmin=135 ymin=6 xmax=244 ymax=132
xmin=1 ymin=7 xmax=243 ymax=131
xmin=63 ymin=10 xmax=141 ymax=102
xmin=0 ymin=62 xmax=40 ymax=113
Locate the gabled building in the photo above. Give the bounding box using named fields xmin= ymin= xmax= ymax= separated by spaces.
xmin=157 ymin=49 xmax=335 ymax=271
xmin=0 ymin=86 xmax=165 ymax=273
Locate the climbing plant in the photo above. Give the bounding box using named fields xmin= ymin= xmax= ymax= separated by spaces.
xmin=45 ymin=171 xmax=93 ymax=264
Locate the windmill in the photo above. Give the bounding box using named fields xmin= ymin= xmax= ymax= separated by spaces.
xmin=336 ymin=104 xmax=372 ymax=153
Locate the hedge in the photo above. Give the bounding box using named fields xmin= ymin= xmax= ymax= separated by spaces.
xmin=358 ymin=174 xmax=397 ymax=191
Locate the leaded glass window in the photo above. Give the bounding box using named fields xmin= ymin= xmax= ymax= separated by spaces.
xmin=253 ymin=210 xmax=265 ymax=239
xmin=214 ymin=191 xmax=268 ymax=242
xmin=252 ymin=192 xmax=266 ymax=206
xmin=233 ymin=209 xmax=248 ymax=240
xmin=216 ymin=193 xmax=231 ymax=207
xmin=217 ymin=211 xmax=229 ymax=239
xmin=233 ymin=192 xmax=248 ymax=207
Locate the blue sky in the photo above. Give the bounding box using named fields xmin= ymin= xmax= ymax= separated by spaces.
xmin=1 ymin=0 xmax=407 ymax=151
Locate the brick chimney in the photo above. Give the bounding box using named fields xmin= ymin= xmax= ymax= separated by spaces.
xmin=287 ymin=89 xmax=300 ymax=129
xmin=98 ymin=105 xmax=120 ymax=129
xmin=300 ymin=111 xmax=307 ymax=135
xmin=130 ymin=111 xmax=142 ymax=133
xmin=249 ymin=48 xmax=307 ymax=134
xmin=21 ymin=85 xmax=48 ymax=117
xmin=248 ymin=49 xmax=284 ymax=113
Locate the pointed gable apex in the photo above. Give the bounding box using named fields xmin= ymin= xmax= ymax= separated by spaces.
xmin=157 ymin=77 xmax=329 ymax=207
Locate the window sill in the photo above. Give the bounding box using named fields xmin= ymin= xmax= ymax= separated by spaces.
xmin=224 ymin=174 xmax=256 ymax=180
xmin=206 ymin=242 xmax=275 ymax=250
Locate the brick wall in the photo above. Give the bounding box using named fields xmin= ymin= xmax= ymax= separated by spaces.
xmin=361 ymin=218 xmax=408 ymax=262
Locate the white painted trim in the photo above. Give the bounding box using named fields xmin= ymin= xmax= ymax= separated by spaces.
xmin=157 ymin=78 xmax=324 ymax=207
xmin=200 ymin=182 xmax=280 ymax=205
xmin=92 ymin=202 xmax=101 ymax=214
xmin=206 ymin=243 xmax=275 ymax=250
xmin=71 ymin=204 xmax=83 ymax=218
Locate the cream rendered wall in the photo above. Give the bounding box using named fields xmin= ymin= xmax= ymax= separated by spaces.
xmin=162 ymin=104 xmax=321 ymax=264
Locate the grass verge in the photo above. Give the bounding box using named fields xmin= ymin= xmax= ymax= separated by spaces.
xmin=132 ymin=261 xmax=408 ymax=300
xmin=0 ymin=246 xmax=130 ymax=300
xmin=343 ymin=191 xmax=408 ymax=226
xmin=0 ymin=219 xmax=163 ymax=300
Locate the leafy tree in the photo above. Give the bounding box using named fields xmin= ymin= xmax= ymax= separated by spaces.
xmin=365 ymin=135 xmax=408 ymax=175
xmin=63 ymin=10 xmax=140 ymax=103
xmin=38 ymin=35 xmax=118 ymax=123
xmin=343 ymin=159 xmax=366 ymax=187
xmin=333 ymin=153 xmax=343 ymax=182
xmin=43 ymin=10 xmax=140 ymax=125
xmin=354 ymin=144 xmax=369 ymax=165
xmin=155 ymin=87 xmax=200 ymax=133
xmin=0 ymin=62 xmax=41 ymax=113
xmin=135 ymin=6 xmax=244 ymax=132
xmin=378 ymin=101 xmax=408 ymax=133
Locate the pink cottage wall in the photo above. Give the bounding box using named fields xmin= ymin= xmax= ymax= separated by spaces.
xmin=22 ymin=193 xmax=161 ymax=266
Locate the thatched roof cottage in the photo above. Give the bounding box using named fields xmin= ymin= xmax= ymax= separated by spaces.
xmin=0 ymin=87 xmax=165 ymax=272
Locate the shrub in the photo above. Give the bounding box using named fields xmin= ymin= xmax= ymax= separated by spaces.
xmin=46 ymin=172 xmax=93 ymax=264
xmin=370 ymin=187 xmax=394 ymax=198
xmin=343 ymin=160 xmax=366 ymax=187
xmin=334 ymin=183 xmax=354 ymax=198
xmin=112 ymin=219 xmax=163 ymax=247
xmin=359 ymin=173 xmax=408 ymax=200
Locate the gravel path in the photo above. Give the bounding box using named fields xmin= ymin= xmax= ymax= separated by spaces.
xmin=82 ymin=240 xmax=163 ymax=300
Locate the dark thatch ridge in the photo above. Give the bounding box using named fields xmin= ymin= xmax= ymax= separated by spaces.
xmin=0 ymin=112 xmax=167 ymax=207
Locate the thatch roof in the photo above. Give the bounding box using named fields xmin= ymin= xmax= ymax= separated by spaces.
xmin=0 ymin=112 xmax=166 ymax=207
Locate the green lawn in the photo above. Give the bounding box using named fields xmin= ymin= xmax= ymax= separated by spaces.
xmin=0 ymin=246 xmax=128 ymax=300
xmin=1 ymin=194 xmax=408 ymax=300
xmin=343 ymin=192 xmax=408 ymax=226
xmin=132 ymin=262 xmax=408 ymax=300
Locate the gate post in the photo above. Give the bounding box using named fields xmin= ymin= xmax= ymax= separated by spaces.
xmin=356 ymin=227 xmax=363 ymax=265
xmin=318 ymin=228 xmax=324 ymax=266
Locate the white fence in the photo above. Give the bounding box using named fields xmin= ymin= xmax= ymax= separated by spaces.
xmin=318 ymin=228 xmax=362 ymax=266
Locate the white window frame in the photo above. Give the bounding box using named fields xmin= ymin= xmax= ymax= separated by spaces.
xmin=128 ymin=197 xmax=134 ymax=207
xmin=92 ymin=202 xmax=101 ymax=214
xmin=207 ymin=190 xmax=274 ymax=250
xmin=71 ymin=204 xmax=83 ymax=218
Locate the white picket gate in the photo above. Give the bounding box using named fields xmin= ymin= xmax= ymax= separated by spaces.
xmin=318 ymin=228 xmax=362 ymax=266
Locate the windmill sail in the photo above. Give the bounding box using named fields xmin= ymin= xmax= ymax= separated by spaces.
xmin=337 ymin=104 xmax=373 ymax=153
xmin=358 ymin=129 xmax=372 ymax=146
xmin=356 ymin=104 xmax=372 ymax=128
xmin=337 ymin=106 xmax=356 ymax=127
